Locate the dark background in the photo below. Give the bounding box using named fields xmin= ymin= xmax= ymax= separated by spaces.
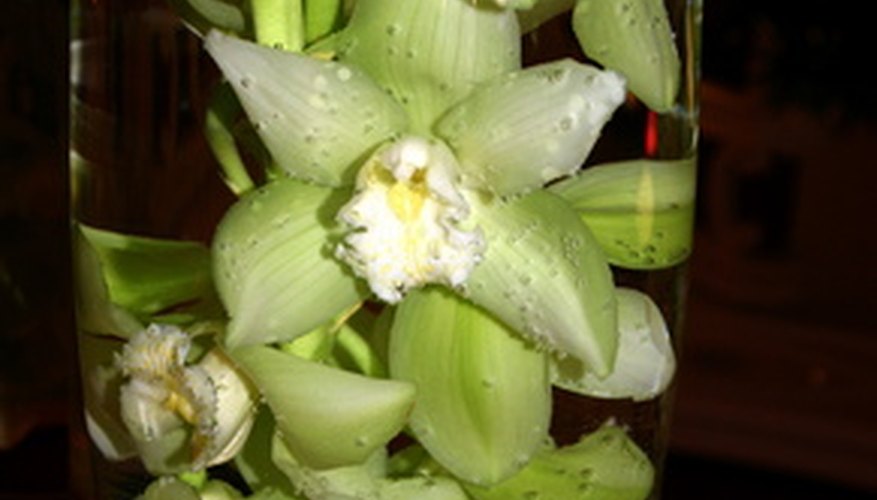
xmin=1 ymin=1 xmax=876 ymax=498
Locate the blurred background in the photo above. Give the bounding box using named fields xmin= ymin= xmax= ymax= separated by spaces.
xmin=1 ymin=0 xmax=876 ymax=498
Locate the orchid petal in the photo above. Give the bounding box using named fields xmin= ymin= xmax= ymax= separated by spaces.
xmin=78 ymin=334 xmax=136 ymax=461
xmin=549 ymin=157 xmax=695 ymax=269
xmin=573 ymin=0 xmax=681 ymax=113
xmin=205 ymin=31 xmax=408 ymax=186
xmin=212 ymin=178 xmax=367 ymax=348
xmin=436 ymin=60 xmax=625 ymax=195
xmin=466 ymin=424 xmax=654 ymax=500
xmin=379 ymin=476 xmax=469 ymax=500
xmin=389 ymin=287 xmax=550 ymax=486
xmin=199 ymin=349 xmax=260 ymax=467
xmin=553 ymin=288 xmax=676 ymax=401
xmin=466 ymin=190 xmax=618 ymax=376
xmin=140 ymin=476 xmax=202 ymax=500
xmin=334 ymin=0 xmax=520 ymax=133
xmin=231 ymin=345 xmax=415 ymax=469
xmin=271 ymin=436 xmax=385 ymax=499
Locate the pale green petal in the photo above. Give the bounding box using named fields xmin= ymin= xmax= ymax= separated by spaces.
xmin=436 ymin=60 xmax=625 ymax=195
xmin=335 ymin=0 xmax=520 ymax=133
xmin=466 ymin=190 xmax=618 ymax=376
xmin=379 ymin=476 xmax=469 ymax=500
xmin=271 ymin=435 xmax=385 ymax=499
xmin=231 ymin=345 xmax=415 ymax=469
xmin=466 ymin=424 xmax=654 ymax=500
xmin=573 ymin=0 xmax=680 ymax=112
xmin=201 ymin=480 xmax=247 ymax=499
xmin=119 ymin=381 xmax=192 ymax=474
xmin=553 ymin=288 xmax=675 ymax=401
xmin=205 ymin=31 xmax=408 ymax=186
xmin=199 ymin=349 xmax=260 ymax=467
xmin=549 ymin=157 xmax=695 ymax=269
xmin=79 ymin=334 xmax=136 ymax=461
xmin=140 ymin=476 xmax=202 ymax=500
xmin=76 ymin=224 xmax=221 ymax=332
xmin=389 ymin=287 xmax=550 ymax=486
xmin=167 ymin=0 xmax=248 ymax=37
xmin=212 ymin=178 xmax=366 ymax=348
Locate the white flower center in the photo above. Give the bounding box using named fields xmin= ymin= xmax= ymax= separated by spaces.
xmin=116 ymin=324 xmax=218 ymax=467
xmin=336 ymin=136 xmax=485 ymax=303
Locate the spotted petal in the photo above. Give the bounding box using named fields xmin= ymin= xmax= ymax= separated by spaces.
xmin=212 ymin=178 xmax=366 ymax=348
xmin=231 ymin=345 xmax=415 ymax=469
xmin=390 ymin=287 xmax=550 ymax=486
xmin=435 ymin=60 xmax=625 ymax=195
xmin=205 ymin=31 xmax=408 ymax=186
xmin=549 ymin=157 xmax=695 ymax=269
xmin=466 ymin=190 xmax=618 ymax=376
xmin=573 ymin=0 xmax=681 ymax=113
xmin=553 ymin=288 xmax=676 ymax=401
xmin=334 ymin=0 xmax=520 ymax=133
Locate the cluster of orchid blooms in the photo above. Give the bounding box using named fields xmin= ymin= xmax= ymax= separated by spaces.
xmin=75 ymin=0 xmax=695 ymax=498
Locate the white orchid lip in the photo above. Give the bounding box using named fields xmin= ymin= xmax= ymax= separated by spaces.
xmin=116 ymin=324 xmax=218 ymax=468
xmin=336 ymin=136 xmax=485 ymax=303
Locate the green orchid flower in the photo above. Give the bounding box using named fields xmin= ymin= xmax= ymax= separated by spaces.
xmin=77 ymin=0 xmax=691 ymax=494
xmin=201 ymin=0 xmax=647 ymax=484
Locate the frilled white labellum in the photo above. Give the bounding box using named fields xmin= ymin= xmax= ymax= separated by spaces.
xmin=116 ymin=324 xmax=218 ymax=469
xmin=336 ymin=137 xmax=485 ymax=303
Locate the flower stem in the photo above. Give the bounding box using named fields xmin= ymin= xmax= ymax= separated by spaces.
xmin=251 ymin=0 xmax=305 ymax=52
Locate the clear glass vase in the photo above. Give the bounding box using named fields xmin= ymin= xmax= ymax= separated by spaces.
xmin=69 ymin=1 xmax=701 ymax=498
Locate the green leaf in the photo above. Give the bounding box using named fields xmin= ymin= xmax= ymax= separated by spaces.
xmin=231 ymin=345 xmax=415 ymax=469
xmin=167 ymin=0 xmax=248 ymax=37
xmin=77 ymin=224 xmax=221 ymax=326
xmin=553 ymin=288 xmax=676 ymax=401
xmin=212 ymin=178 xmax=366 ymax=348
xmin=73 ymin=227 xmax=143 ymax=338
xmin=389 ymin=287 xmax=550 ymax=486
xmin=573 ymin=0 xmax=681 ymax=112
xmin=205 ymin=31 xmax=408 ymax=187
xmin=335 ymin=0 xmax=520 ymax=133
xmin=549 ymin=157 xmax=695 ymax=269
xmin=466 ymin=190 xmax=618 ymax=376
xmin=466 ymin=424 xmax=654 ymax=500
xmin=435 ymin=60 xmax=625 ymax=195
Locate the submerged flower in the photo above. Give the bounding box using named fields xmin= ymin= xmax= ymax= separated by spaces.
xmin=202 ymin=0 xmax=678 ymax=485
xmin=116 ymin=324 xmax=256 ymax=473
